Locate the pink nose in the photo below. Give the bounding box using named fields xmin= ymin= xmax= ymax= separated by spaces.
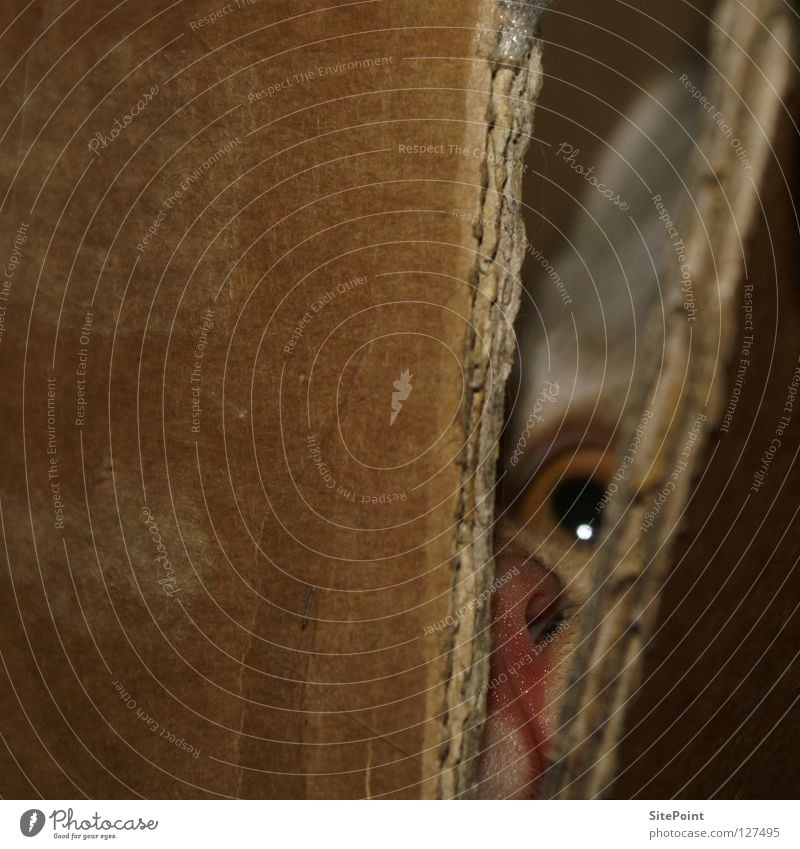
xmin=480 ymin=554 xmax=563 ymax=798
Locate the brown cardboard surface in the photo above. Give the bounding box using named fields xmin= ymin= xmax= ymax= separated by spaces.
xmin=0 ymin=1 xmax=543 ymax=798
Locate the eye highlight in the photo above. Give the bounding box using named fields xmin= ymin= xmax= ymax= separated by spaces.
xmin=513 ymin=445 xmax=616 ymax=546
xmin=551 ymin=476 xmax=607 ymax=543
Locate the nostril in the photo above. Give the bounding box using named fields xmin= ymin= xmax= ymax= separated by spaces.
xmin=482 ymin=552 xmax=565 ymax=799
xmin=523 ymin=566 xmax=563 ymax=647
xmin=527 ymin=606 xmax=566 ymax=645
xmin=492 ymin=553 xmax=563 ymax=639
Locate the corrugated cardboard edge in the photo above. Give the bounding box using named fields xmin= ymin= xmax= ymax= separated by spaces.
xmin=438 ymin=2 xmax=544 ymax=799
xmin=545 ymin=0 xmax=798 ymax=799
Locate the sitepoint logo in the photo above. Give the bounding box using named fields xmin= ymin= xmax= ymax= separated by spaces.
xmin=19 ymin=810 xmax=45 ymax=837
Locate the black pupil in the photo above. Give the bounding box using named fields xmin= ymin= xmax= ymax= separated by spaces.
xmin=551 ymin=477 xmax=605 ymax=542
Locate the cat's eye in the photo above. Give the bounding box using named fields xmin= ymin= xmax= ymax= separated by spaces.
xmin=513 ymin=445 xmax=616 ymax=546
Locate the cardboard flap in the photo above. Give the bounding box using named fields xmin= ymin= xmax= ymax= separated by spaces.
xmin=0 ymin=0 xmax=544 ymax=798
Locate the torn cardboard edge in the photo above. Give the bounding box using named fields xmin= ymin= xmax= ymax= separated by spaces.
xmin=438 ymin=1 xmax=545 ymax=799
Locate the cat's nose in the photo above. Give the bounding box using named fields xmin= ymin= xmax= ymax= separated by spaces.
xmin=478 ymin=554 xmax=565 ymax=798
xmin=489 ymin=554 xmax=563 ymax=717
